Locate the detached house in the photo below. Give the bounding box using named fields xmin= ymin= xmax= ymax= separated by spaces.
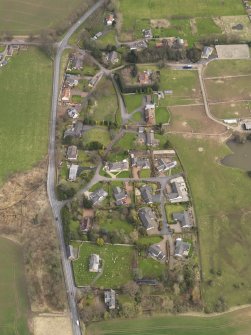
xmin=89 ymin=254 xmax=101 ymax=272
xmin=104 ymin=289 xmax=116 ymax=309
xmin=89 ymin=188 xmax=108 ymax=206
xmin=105 ymin=159 xmax=129 ymax=173
xmin=113 ymin=186 xmax=127 ymax=206
xmin=62 ymin=88 xmax=71 ymax=103
xmin=140 ymin=185 xmax=153 ymax=204
xmin=174 ymin=238 xmax=191 ymax=259
xmin=144 ymin=104 xmax=155 ymax=125
xmin=148 ymin=245 xmax=166 ymax=261
xmin=138 ymin=207 xmax=156 ymax=231
xmin=167 ymin=176 xmax=189 ymax=203
xmin=173 ymin=211 xmax=192 ymax=229
xmin=67 ymin=145 xmax=78 ymax=161
xmin=69 ymin=164 xmax=79 ymax=181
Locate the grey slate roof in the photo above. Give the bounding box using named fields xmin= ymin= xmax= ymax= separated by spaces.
xmin=113 ymin=186 xmax=127 ymax=205
xmin=64 ymin=121 xmax=84 ymax=138
xmin=89 ymin=188 xmax=108 ymax=205
xmin=148 ymin=245 xmax=166 ymax=261
xmin=174 ymin=238 xmax=191 ymax=258
xmin=173 ymin=211 xmax=192 ymax=228
xmin=138 ymin=207 xmax=156 ymax=230
xmin=140 ymin=185 xmax=153 ymax=204
xmin=104 ymin=289 xmax=116 ymax=309
xmin=67 ymin=145 xmax=78 ymax=160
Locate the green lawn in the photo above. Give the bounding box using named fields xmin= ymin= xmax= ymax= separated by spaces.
xmin=0 ymin=48 xmax=52 ymax=184
xmin=204 ymin=59 xmax=251 ymax=78
xmin=0 ymin=237 xmax=30 ymax=335
xmin=87 ymin=308 xmax=251 ymax=335
xmin=170 ymin=135 xmax=251 ymax=309
xmin=196 ymin=17 xmax=221 ymax=36
xmin=209 ymin=102 xmax=251 ymax=120
xmin=124 ymin=94 xmax=144 ymax=113
xmin=82 ymin=127 xmax=111 ymax=148
xmin=155 ymin=107 xmax=170 ymax=124
xmin=73 ymin=243 xmax=134 ymax=287
xmin=166 ymin=203 xmax=188 ymax=223
xmin=138 ymin=257 xmax=166 ymax=279
xmin=108 ymin=133 xmax=138 ymax=161
xmin=0 ymin=0 xmax=94 ymax=34
xmin=97 ymin=210 xmax=134 ymax=233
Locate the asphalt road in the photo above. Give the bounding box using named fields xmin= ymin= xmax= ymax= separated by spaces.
xmin=46 ymin=1 xmax=105 ymax=335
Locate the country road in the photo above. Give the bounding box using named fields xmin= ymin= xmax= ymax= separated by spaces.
xmin=46 ymin=1 xmax=105 ymax=335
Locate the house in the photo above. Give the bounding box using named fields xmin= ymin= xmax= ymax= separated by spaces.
xmin=108 ymin=51 xmax=119 ymax=64
xmin=104 ymin=289 xmax=116 ymax=309
xmin=69 ymin=164 xmax=79 ymax=181
xmin=65 ymin=76 xmax=79 ymax=88
xmin=140 ymin=185 xmax=153 ymax=204
xmin=145 ymin=104 xmax=155 ymax=125
xmin=89 ymin=188 xmax=108 ymax=205
xmin=155 ymin=159 xmax=177 ymax=173
xmin=67 ymin=145 xmax=78 ymax=161
xmin=146 ymin=130 xmax=158 ymax=146
xmin=105 ymin=159 xmax=129 ymax=173
xmin=173 ymin=211 xmax=192 ymax=229
xmin=244 ymin=122 xmax=251 ymax=130
xmin=138 ymin=207 xmax=156 ymax=231
xmin=67 ymin=245 xmax=75 ymax=261
xmin=105 ymin=13 xmax=115 ymax=25
xmin=70 ymin=53 xmax=84 ymax=70
xmin=142 ymin=28 xmax=153 ymax=39
xmin=80 ymin=216 xmax=93 ymax=233
xmin=130 ymin=153 xmax=150 ymax=169
xmin=138 ymin=71 xmax=151 ymax=85
xmin=167 ymin=176 xmax=189 ymax=203
xmin=64 ymin=121 xmax=84 ymax=138
xmin=201 ymin=46 xmax=214 ymax=59
xmin=67 ymin=108 xmax=79 ymax=119
xmin=89 ymin=254 xmax=101 ymax=272
xmin=148 ymin=245 xmax=166 ymax=261
xmin=113 ymin=186 xmax=127 ymax=206
xmin=138 ymin=126 xmax=145 ymax=133
xmin=62 ymin=88 xmax=71 ymax=103
xmin=174 ymin=238 xmax=191 ymax=258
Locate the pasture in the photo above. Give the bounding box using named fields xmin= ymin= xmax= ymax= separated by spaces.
xmin=209 ymin=102 xmax=251 ymax=119
xmin=0 ymin=0 xmax=94 ymax=34
xmin=169 ymin=135 xmax=251 ymax=309
xmin=204 ymin=59 xmax=251 ymax=78
xmin=82 ymin=128 xmax=111 ymax=148
xmin=72 ymin=243 xmax=134 ymax=287
xmin=0 ymin=48 xmax=52 ymax=185
xmin=87 ymin=307 xmax=251 ymax=335
xmin=0 ymin=237 xmax=30 ymax=335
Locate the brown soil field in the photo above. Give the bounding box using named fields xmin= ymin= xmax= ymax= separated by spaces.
xmin=169 ymin=105 xmax=226 ymax=134
xmin=34 ymin=314 xmax=72 ymax=335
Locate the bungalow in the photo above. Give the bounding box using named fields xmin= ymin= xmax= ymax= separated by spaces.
xmin=105 ymin=159 xmax=129 ymax=173
xmin=89 ymin=188 xmax=108 ymax=205
xmin=80 ymin=216 xmax=93 ymax=233
xmin=201 ymin=46 xmax=214 ymax=59
xmin=140 ymin=185 xmax=153 ymax=204
xmin=89 ymin=254 xmax=101 ymax=272
xmin=173 ymin=211 xmax=192 ymax=229
xmin=174 ymin=238 xmax=191 ymax=258
xmin=105 ymin=13 xmax=115 ymax=25
xmin=155 ymin=159 xmax=177 ymax=173
xmin=104 ymin=289 xmax=116 ymax=309
xmin=67 ymin=145 xmax=78 ymax=161
xmin=138 ymin=207 xmax=156 ymax=231
xmin=167 ymin=176 xmax=189 ymax=203
xmin=142 ymin=28 xmax=153 ymax=39
xmin=62 ymin=87 xmax=71 ymax=103
xmin=67 ymin=108 xmax=79 ymax=119
xmin=145 ymin=104 xmax=155 ymax=125
xmin=67 ymin=245 xmax=75 ymax=261
xmin=64 ymin=121 xmax=84 ymax=138
xmin=148 ymin=245 xmax=166 ymax=261
xmin=113 ymin=186 xmax=127 ymax=206
xmin=69 ymin=164 xmax=79 ymax=181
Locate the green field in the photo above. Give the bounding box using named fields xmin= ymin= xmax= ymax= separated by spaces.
xmin=87 ymin=308 xmax=251 ymax=335
xmin=82 ymin=128 xmax=111 ymax=148
xmin=73 ymin=243 xmax=134 ymax=287
xmin=0 ymin=237 xmax=30 ymax=335
xmin=124 ymin=94 xmax=143 ymax=113
xmin=0 ymin=0 xmax=94 ymax=34
xmin=170 ymin=135 xmax=251 ymax=309
xmin=209 ymin=102 xmax=251 ymax=119
xmin=0 ymin=48 xmax=52 ymax=184
xmin=204 ymin=60 xmax=251 ymax=78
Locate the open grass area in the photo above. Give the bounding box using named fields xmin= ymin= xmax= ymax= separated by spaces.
xmin=73 ymin=242 xmax=134 ymax=287
xmin=138 ymin=258 xmax=166 ymax=279
xmin=97 ymin=210 xmax=134 ymax=234
xmin=170 ymin=135 xmax=251 ymax=309
xmin=124 ymin=94 xmax=143 ymax=113
xmin=107 ymin=132 xmax=138 ymax=161
xmin=0 ymin=237 xmax=30 ymax=335
xmin=82 ymin=127 xmax=111 ymax=148
xmin=0 ymin=48 xmax=52 ymax=184
xmin=204 ymin=59 xmax=251 ymax=78
xmin=209 ymin=102 xmax=251 ymax=120
xmin=0 ymin=0 xmax=94 ymax=34
xmin=87 ymin=307 xmax=251 ymax=335
xmin=155 ymin=107 xmax=170 ymax=124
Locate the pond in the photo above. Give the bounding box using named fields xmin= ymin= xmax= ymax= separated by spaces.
xmin=222 ymin=139 xmax=251 ymax=171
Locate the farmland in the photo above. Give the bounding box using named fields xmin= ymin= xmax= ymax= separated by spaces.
xmin=210 ymin=102 xmax=251 ymax=120
xmin=0 ymin=48 xmax=52 ymax=185
xmin=0 ymin=0 xmax=94 ymax=34
xmin=204 ymin=60 xmax=251 ymax=78
xmin=87 ymin=307 xmax=251 ymax=335
xmin=0 ymin=237 xmax=30 ymax=335
xmin=170 ymin=135 xmax=251 ymax=309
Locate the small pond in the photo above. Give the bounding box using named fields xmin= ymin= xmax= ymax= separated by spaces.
xmin=222 ymin=139 xmax=251 ymax=171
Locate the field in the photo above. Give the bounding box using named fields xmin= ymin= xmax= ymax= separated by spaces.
xmin=169 ymin=105 xmax=225 ymax=134
xmin=0 ymin=48 xmax=52 ymax=184
xmin=0 ymin=237 xmax=30 ymax=335
xmin=170 ymin=135 xmax=251 ymax=309
xmin=0 ymin=0 xmax=94 ymax=34
xmin=72 ymin=243 xmax=134 ymax=287
xmin=82 ymin=128 xmax=111 ymax=148
xmin=209 ymin=102 xmax=251 ymax=119
xmin=124 ymin=94 xmax=143 ymax=113
xmin=204 ymin=60 xmax=251 ymax=78
xmin=87 ymin=307 xmax=251 ymax=335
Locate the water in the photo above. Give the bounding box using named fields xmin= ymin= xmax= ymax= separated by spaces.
xmin=222 ymin=140 xmax=251 ymax=171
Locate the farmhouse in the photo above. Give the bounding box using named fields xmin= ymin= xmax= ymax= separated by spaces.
xmin=148 ymin=245 xmax=166 ymax=261
xmin=113 ymin=186 xmax=127 ymax=206
xmin=140 ymin=185 xmax=153 ymax=204
xmin=62 ymin=87 xmax=71 ymax=103
xmin=155 ymin=159 xmax=177 ymax=173
xmin=69 ymin=164 xmax=79 ymax=181
xmin=89 ymin=188 xmax=108 ymax=205
xmin=138 ymin=207 xmax=157 ymax=231
xmin=174 ymin=238 xmax=191 ymax=258
xmin=89 ymin=254 xmax=101 ymax=272
xmin=104 ymin=289 xmax=116 ymax=309
xmin=67 ymin=245 xmax=75 ymax=261
xmin=145 ymin=103 xmax=155 ymax=125
xmin=167 ymin=176 xmax=189 ymax=203
xmin=173 ymin=211 xmax=192 ymax=229
xmin=64 ymin=121 xmax=84 ymax=138
xmin=105 ymin=159 xmax=129 ymax=173
xmin=201 ymin=46 xmax=214 ymax=59
xmin=67 ymin=145 xmax=78 ymax=161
